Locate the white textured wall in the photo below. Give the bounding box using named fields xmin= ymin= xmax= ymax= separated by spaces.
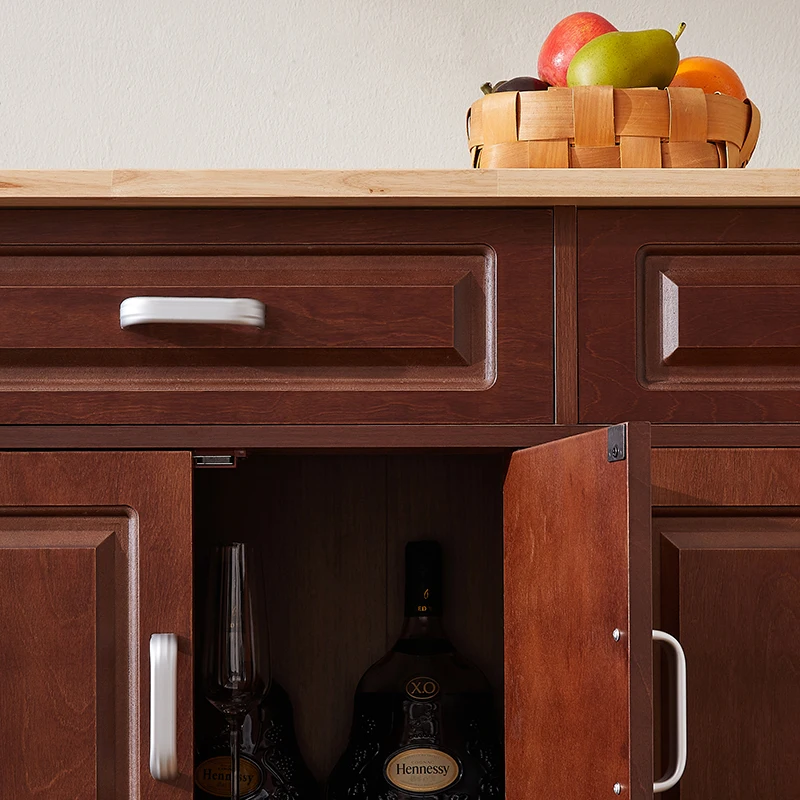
xmin=1 ymin=1 xmax=797 ymax=169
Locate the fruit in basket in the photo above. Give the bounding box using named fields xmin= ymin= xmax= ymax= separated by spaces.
xmin=669 ymin=56 xmax=747 ymax=100
xmin=481 ymin=77 xmax=549 ymax=94
xmin=567 ymin=23 xmax=685 ymax=89
xmin=537 ymin=12 xmax=617 ymax=87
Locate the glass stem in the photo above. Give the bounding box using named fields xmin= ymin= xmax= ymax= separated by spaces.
xmin=230 ymin=719 xmax=241 ymax=800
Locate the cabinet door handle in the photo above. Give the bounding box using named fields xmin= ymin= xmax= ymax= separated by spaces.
xmin=120 ymin=296 xmax=266 ymax=328
xmin=150 ymin=633 xmax=179 ymax=781
xmin=652 ymin=629 xmax=687 ymax=793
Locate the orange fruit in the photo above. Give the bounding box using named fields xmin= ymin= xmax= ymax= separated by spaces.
xmin=670 ymin=56 xmax=747 ymax=101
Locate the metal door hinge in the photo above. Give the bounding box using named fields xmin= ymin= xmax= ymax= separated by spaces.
xmin=607 ymin=425 xmax=626 ymax=462
xmin=193 ymin=450 xmax=246 ymax=468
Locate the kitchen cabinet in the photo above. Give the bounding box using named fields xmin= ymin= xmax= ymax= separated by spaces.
xmin=0 ymin=169 xmax=799 ymax=800
xmin=504 ymin=425 xmax=654 ymax=800
xmin=0 ymin=207 xmax=553 ymax=425
xmin=0 ymin=451 xmax=193 ymax=799
xmin=652 ymin=448 xmax=800 ymax=798
xmin=506 ymin=429 xmax=800 ymax=800
xmin=578 ymin=208 xmax=800 ymax=423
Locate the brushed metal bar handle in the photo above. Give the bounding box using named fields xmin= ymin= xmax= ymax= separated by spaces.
xmin=150 ymin=633 xmax=179 ymax=781
xmin=120 ymin=296 xmax=266 ymax=328
xmin=653 ymin=629 xmax=687 ymax=793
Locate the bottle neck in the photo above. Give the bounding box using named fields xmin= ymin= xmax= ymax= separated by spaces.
xmin=404 ymin=541 xmax=443 ymax=617
xmin=398 ymin=614 xmax=446 ymax=640
xmin=394 ymin=613 xmax=452 ymax=655
xmin=399 ymin=541 xmax=446 ymax=650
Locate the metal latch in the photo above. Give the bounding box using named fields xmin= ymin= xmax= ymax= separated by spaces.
xmin=193 ymin=450 xmax=246 ymax=468
xmin=607 ymin=425 xmax=626 ymax=462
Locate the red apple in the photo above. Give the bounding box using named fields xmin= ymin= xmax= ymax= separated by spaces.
xmin=538 ymin=12 xmax=617 ymax=87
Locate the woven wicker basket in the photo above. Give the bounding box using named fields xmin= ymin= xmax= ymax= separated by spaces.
xmin=467 ymin=85 xmax=760 ymax=168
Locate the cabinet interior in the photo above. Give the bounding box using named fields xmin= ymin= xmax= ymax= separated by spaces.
xmin=193 ymin=451 xmax=509 ymax=783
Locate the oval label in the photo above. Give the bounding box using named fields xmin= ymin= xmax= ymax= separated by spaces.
xmin=405 ymin=676 xmax=440 ymax=700
xmin=385 ymin=747 xmax=460 ymax=793
xmin=194 ymin=755 xmax=262 ymax=798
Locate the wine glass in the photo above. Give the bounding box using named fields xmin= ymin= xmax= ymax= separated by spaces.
xmin=203 ymin=543 xmax=270 ymax=800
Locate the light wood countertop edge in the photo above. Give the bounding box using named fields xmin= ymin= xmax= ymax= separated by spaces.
xmin=0 ymin=169 xmax=797 ymax=206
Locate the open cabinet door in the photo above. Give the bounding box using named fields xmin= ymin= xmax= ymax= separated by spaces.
xmin=504 ymin=424 xmax=653 ymax=800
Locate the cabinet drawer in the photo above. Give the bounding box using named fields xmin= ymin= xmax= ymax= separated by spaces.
xmin=0 ymin=208 xmax=553 ymax=424
xmin=578 ymin=208 xmax=800 ymax=423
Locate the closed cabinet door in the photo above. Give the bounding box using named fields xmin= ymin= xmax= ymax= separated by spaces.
xmin=504 ymin=424 xmax=688 ymax=800
xmin=0 ymin=451 xmax=193 ymax=799
xmin=653 ymin=448 xmax=800 ymax=798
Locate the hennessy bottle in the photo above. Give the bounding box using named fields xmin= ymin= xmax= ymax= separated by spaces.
xmin=195 ymin=681 xmax=318 ymax=799
xmin=327 ymin=540 xmax=503 ymax=799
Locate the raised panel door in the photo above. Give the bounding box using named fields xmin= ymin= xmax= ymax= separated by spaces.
xmin=652 ymin=448 xmax=800 ymax=798
xmin=0 ymin=451 xmax=193 ymax=799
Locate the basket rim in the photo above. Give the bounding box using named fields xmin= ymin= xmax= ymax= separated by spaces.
xmin=466 ymin=86 xmax=760 ymax=169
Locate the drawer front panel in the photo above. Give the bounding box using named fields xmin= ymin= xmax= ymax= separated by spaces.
xmin=0 ymin=208 xmax=552 ymax=424
xmin=642 ymin=248 xmax=800 ymax=386
xmin=0 ymin=251 xmax=491 ymax=389
xmin=579 ymin=208 xmax=800 ymax=423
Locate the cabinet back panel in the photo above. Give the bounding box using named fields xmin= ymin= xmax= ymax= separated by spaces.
xmin=194 ymin=453 xmax=505 ymax=782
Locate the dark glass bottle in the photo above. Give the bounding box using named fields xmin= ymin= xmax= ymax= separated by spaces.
xmin=327 ymin=541 xmax=503 ymax=800
xmin=195 ymin=680 xmax=319 ymax=800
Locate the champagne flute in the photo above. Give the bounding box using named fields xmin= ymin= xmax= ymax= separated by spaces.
xmin=203 ymin=543 xmax=270 ymax=800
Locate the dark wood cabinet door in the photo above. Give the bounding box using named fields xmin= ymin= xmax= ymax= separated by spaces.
xmin=0 ymin=451 xmax=193 ymax=799
xmin=652 ymin=449 xmax=800 ymax=798
xmin=504 ymin=424 xmax=653 ymax=800
xmin=578 ymin=208 xmax=800 ymax=423
xmin=0 ymin=208 xmax=553 ymax=425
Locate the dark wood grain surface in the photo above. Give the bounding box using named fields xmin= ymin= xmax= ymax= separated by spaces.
xmin=0 ymin=519 xmax=123 ymax=798
xmin=640 ymin=248 xmax=800 ymax=390
xmin=0 ymin=252 xmax=489 ymax=384
xmin=2 ymin=422 xmax=800 ymax=450
xmin=652 ymin=448 xmax=800 ymax=506
xmin=555 ymin=206 xmax=578 ymax=423
xmin=503 ymin=424 xmax=653 ymax=800
xmin=0 ymin=284 xmax=464 ymax=349
xmin=0 ymin=423 xmax=586 ymax=451
xmin=657 ymin=517 xmax=800 ymax=799
xmin=0 ymin=208 xmax=553 ymax=424
xmin=0 ymin=451 xmax=193 ymax=799
xmin=578 ymin=208 xmax=800 ymax=423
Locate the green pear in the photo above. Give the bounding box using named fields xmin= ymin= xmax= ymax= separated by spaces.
xmin=567 ymin=23 xmax=685 ymax=89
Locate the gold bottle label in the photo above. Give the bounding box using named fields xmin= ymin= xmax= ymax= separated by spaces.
xmin=194 ymin=755 xmax=262 ymax=798
xmin=385 ymin=747 xmax=460 ymax=793
xmin=405 ymin=676 xmax=440 ymax=700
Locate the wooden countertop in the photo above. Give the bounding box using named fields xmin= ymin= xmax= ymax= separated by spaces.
xmin=0 ymin=169 xmax=797 ymax=206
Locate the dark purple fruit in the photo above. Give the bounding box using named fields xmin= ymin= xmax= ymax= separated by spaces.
xmin=481 ymin=76 xmax=550 ymax=94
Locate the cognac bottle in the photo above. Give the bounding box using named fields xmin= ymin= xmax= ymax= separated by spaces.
xmin=195 ymin=680 xmax=318 ymax=800
xmin=327 ymin=540 xmax=502 ymax=800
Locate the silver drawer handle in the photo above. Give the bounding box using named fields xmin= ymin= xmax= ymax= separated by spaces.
xmin=120 ymin=296 xmax=266 ymax=328
xmin=653 ymin=629 xmax=687 ymax=793
xmin=150 ymin=633 xmax=179 ymax=782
